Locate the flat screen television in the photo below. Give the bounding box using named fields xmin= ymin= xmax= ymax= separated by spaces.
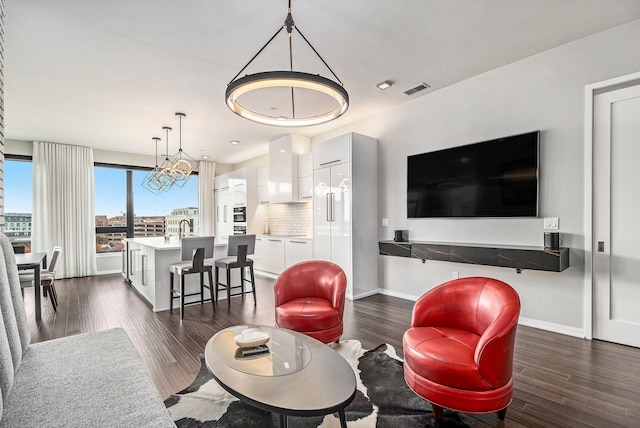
xmin=407 ymin=131 xmax=539 ymax=218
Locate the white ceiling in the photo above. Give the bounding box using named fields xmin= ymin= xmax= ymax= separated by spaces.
xmin=6 ymin=1 xmax=640 ymax=164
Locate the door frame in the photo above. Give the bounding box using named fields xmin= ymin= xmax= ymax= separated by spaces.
xmin=583 ymin=71 xmax=640 ymax=340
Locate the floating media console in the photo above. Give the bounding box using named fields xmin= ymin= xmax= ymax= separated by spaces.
xmin=379 ymin=241 xmax=569 ymax=273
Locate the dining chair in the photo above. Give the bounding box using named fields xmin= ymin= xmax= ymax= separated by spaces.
xmin=19 ymin=246 xmax=62 ymax=311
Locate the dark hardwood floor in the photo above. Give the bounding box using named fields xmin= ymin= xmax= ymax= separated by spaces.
xmin=24 ymin=273 xmax=640 ymax=427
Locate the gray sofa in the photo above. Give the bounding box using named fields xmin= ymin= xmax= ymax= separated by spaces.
xmin=0 ymin=233 xmax=176 ymax=427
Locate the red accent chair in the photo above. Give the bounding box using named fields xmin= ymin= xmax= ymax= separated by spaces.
xmin=274 ymin=260 xmax=347 ymax=344
xmin=403 ymin=277 xmax=521 ymax=423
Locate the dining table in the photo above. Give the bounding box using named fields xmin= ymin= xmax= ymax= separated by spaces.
xmin=15 ymin=252 xmax=48 ymax=322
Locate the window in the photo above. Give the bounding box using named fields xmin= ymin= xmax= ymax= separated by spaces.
xmin=94 ymin=165 xmax=198 ymax=253
xmin=4 ymin=158 xmax=33 ymax=253
xmin=4 ymin=158 xmax=200 ymax=254
xmin=133 ymin=170 xmax=198 ymax=237
xmin=95 ymin=166 xmax=127 ymax=253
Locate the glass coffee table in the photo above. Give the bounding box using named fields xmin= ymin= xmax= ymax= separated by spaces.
xmin=205 ymin=325 xmax=356 ymax=427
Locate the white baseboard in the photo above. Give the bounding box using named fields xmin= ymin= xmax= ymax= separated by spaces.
xmin=518 ymin=317 xmax=585 ymax=338
xmin=254 ymin=270 xmax=279 ymax=280
xmin=378 ymin=288 xmax=419 ymax=301
xmin=350 ymin=289 xmax=379 ymax=300
xmin=378 ymin=289 xmax=586 ymax=339
xmin=96 ymin=269 xmax=122 ymax=275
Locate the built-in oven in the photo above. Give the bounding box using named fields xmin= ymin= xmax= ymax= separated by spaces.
xmin=233 ymin=207 xmax=246 ymax=223
xmin=233 ymin=225 xmax=247 ymax=235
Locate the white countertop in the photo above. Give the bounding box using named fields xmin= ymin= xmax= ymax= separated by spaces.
xmin=125 ymin=237 xmax=227 ymax=251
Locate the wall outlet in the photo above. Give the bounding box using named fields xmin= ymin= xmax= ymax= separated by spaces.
xmin=452 ymin=270 xmax=459 ymax=279
xmin=382 ymin=218 xmax=389 ymax=227
xmin=543 ymin=217 xmax=559 ymax=230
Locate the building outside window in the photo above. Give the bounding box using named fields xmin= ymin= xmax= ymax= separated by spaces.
xmin=4 ymin=159 xmax=33 ymax=252
xmin=94 ymin=167 xmax=199 ymax=253
xmin=4 ymin=161 xmax=199 ymax=255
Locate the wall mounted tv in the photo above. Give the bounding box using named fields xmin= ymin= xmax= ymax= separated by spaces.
xmin=407 ymin=131 xmax=540 ymax=218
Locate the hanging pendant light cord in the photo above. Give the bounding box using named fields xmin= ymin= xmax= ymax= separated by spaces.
xmin=286 ymin=0 xmax=296 ymax=117
xmin=177 ymin=113 xmax=184 ymax=153
xmin=153 ymin=137 xmax=160 ymax=168
xmin=163 ymin=127 xmax=171 ymax=162
xmin=228 ymin=27 xmax=284 ymax=84
xmin=227 ymin=0 xmax=344 ymax=86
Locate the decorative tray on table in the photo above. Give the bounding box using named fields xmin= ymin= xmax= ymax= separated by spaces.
xmin=234 ymin=328 xmax=271 ymax=358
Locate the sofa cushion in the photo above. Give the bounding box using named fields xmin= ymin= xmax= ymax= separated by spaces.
xmin=0 ymin=234 xmax=30 ymax=355
xmin=0 ymin=312 xmax=14 ymax=408
xmin=0 ymin=328 xmax=175 ymax=428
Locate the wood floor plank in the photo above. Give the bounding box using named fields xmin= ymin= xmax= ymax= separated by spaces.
xmin=23 ymin=273 xmax=640 ymax=427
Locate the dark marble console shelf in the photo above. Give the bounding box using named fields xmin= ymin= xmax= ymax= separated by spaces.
xmin=379 ymin=241 xmax=569 ymax=273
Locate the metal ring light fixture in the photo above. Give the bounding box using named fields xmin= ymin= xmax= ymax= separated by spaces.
xmin=225 ymin=0 xmax=349 ymax=127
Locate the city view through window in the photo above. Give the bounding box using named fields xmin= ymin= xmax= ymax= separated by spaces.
xmin=5 ymin=161 xmax=199 ymax=254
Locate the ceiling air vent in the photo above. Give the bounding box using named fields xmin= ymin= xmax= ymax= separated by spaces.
xmin=404 ymin=83 xmax=431 ymax=96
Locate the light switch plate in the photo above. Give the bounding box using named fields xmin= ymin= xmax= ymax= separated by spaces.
xmin=382 ymin=218 xmax=389 ymax=227
xmin=543 ymin=217 xmax=559 ymax=230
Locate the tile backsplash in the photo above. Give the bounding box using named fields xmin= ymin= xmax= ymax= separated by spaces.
xmin=267 ymin=202 xmax=312 ymax=236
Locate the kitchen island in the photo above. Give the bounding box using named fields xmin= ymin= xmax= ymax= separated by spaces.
xmin=122 ymin=237 xmax=229 ymax=312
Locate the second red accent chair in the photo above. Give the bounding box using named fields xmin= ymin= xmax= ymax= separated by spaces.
xmin=403 ymin=277 xmax=521 ymax=423
xmin=274 ymin=260 xmax=347 ymax=344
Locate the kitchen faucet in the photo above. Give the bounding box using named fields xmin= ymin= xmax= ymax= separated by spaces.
xmin=178 ymin=219 xmax=190 ymax=239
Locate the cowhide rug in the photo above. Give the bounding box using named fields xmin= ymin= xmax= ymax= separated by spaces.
xmin=165 ymin=340 xmax=483 ymax=427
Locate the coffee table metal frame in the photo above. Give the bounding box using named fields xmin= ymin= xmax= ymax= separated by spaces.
xmin=205 ymin=325 xmax=356 ymax=427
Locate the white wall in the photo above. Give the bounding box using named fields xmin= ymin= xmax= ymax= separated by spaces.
xmin=311 ymin=20 xmax=640 ymax=337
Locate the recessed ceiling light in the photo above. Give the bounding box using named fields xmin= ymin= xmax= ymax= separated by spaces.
xmin=376 ymin=80 xmax=393 ymax=90
xmin=201 ymin=155 xmax=210 ymax=159
xmin=230 ymin=140 xmax=240 ymax=145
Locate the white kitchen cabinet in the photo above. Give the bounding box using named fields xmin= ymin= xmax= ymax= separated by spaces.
xmin=126 ymin=241 xmax=142 ymax=285
xmin=214 ymin=174 xmax=229 ymax=191
xmin=313 ymin=134 xmax=350 ymax=169
xmin=215 ymin=188 xmax=233 ymax=239
xmin=253 ymin=236 xmax=266 ymax=271
xmin=253 ymin=236 xmax=285 ymax=274
xmin=231 ymin=183 xmax=247 ymax=207
xmin=215 ymin=168 xmax=250 ymax=238
xmin=269 ymin=134 xmax=310 ymax=203
xmin=298 ymin=176 xmax=313 ymax=201
xmin=285 ymin=238 xmax=313 ymax=267
xmin=313 ymin=132 xmax=378 ymax=299
xmin=297 ymin=152 xmax=313 ymax=200
xmin=257 ymin=165 xmax=270 ymax=204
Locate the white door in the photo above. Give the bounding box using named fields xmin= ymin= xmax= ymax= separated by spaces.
xmin=593 ymin=84 xmax=640 ymax=348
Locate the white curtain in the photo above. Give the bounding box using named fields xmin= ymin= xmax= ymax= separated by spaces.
xmin=198 ymin=160 xmax=216 ymax=236
xmin=32 ymin=142 xmax=97 ymax=278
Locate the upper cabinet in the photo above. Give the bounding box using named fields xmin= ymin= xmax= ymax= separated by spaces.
xmin=297 ymin=152 xmax=313 ymax=201
xmin=257 ymin=165 xmax=270 ymax=204
xmin=313 ymin=134 xmax=350 ymax=169
xmin=268 ymin=134 xmax=310 ymax=203
xmin=214 ymin=174 xmax=229 ymax=191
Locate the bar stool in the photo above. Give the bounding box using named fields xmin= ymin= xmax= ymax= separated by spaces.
xmin=215 ymin=234 xmax=256 ymax=307
xmin=169 ymin=236 xmax=215 ymax=319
